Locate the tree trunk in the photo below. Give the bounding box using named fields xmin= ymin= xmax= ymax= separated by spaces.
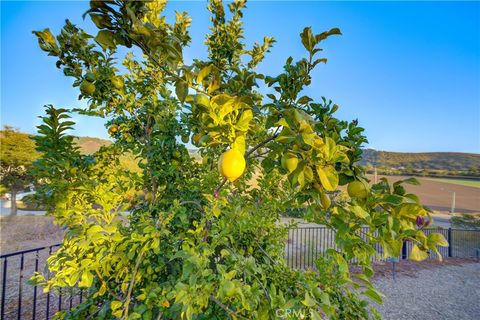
xmin=10 ymin=189 xmax=17 ymax=216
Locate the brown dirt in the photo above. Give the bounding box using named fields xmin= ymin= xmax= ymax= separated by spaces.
xmin=368 ymin=175 xmax=480 ymax=214
xmin=0 ymin=216 xmax=65 ymax=254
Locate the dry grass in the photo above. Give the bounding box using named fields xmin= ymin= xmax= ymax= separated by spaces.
xmin=0 ymin=216 xmax=65 ymax=254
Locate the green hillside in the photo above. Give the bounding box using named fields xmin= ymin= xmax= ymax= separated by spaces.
xmin=360 ymin=149 xmax=480 ymax=177
xmin=73 ymin=136 xmax=139 ymax=172
xmin=5 ymin=133 xmax=478 ymax=178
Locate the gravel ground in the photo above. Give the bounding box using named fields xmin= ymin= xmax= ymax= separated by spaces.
xmin=372 ymin=261 xmax=480 ymax=320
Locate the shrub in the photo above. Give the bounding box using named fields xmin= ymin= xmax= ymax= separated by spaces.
xmin=30 ymin=1 xmax=448 ymax=319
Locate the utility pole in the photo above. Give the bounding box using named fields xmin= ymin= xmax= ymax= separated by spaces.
xmin=374 ymin=166 xmax=378 ymax=184
xmin=451 ymin=192 xmax=456 ymax=213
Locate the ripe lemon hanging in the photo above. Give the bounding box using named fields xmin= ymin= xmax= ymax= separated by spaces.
xmin=218 ymin=149 xmax=246 ymax=182
xmin=281 ymin=153 xmax=299 ymax=173
xmin=347 ymin=181 xmax=368 ymax=199
xmin=320 ymin=193 xmax=331 ymax=209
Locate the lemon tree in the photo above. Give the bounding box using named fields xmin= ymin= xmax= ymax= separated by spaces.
xmin=30 ymin=1 xmax=448 ymax=319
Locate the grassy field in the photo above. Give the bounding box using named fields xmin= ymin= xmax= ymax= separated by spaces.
xmin=425 ymin=178 xmax=480 ymax=188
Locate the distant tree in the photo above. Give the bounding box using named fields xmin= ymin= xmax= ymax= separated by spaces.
xmin=0 ymin=126 xmax=39 ymax=215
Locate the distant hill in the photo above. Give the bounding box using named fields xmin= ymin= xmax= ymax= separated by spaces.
xmin=359 ymin=149 xmax=480 ymax=177
xmin=74 ymin=136 xmax=112 ymax=154
xmin=69 ymin=138 xmax=480 ymax=177
xmin=73 ymin=136 xmax=139 ymax=172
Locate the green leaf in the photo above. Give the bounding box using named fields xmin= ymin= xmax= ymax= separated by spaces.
xmin=275 ymin=118 xmax=290 ymax=128
xmin=315 ymin=28 xmax=342 ymax=42
xmin=410 ymin=244 xmax=428 ymax=261
xmin=381 ymin=194 xmax=404 ymax=206
xmin=404 ymin=193 xmax=420 ymax=204
xmin=402 ymin=177 xmax=420 ymax=185
xmin=33 ymin=29 xmax=59 ymax=54
xmin=363 ymin=288 xmax=383 ymax=304
xmin=302 ymin=292 xmax=317 ymax=307
xmin=300 ymin=27 xmax=316 ymax=52
xmin=276 ymin=127 xmax=296 ymax=143
xmin=197 ymin=65 xmax=213 ymax=84
xmin=351 ymin=206 xmax=369 ymax=219
xmin=95 ymin=30 xmax=115 ymax=50
xmin=78 ymin=271 xmax=93 ymax=288
xmin=311 ymin=310 xmax=323 ymax=320
xmin=195 ymin=94 xmax=210 ymax=108
xmin=235 ymin=110 xmax=253 ymax=131
xmin=427 ymin=233 xmax=449 ymax=247
xmin=232 ymin=135 xmax=246 ymax=155
xmin=381 ymin=238 xmax=403 ymax=258
xmin=312 ymin=58 xmax=327 ymax=67
xmin=297 ymin=96 xmax=312 ymax=105
xmin=316 ymin=165 xmax=338 ymax=191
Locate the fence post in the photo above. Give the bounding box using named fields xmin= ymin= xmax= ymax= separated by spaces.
xmin=401 ymin=240 xmax=408 ymax=260
xmin=448 ymin=228 xmax=453 ymax=257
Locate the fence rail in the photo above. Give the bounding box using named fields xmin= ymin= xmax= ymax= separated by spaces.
xmin=1 ymin=227 xmax=479 ymax=319
xmin=286 ymin=227 xmax=480 ymax=269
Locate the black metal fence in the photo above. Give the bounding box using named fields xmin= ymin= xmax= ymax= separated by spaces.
xmin=285 ymin=227 xmax=480 ymax=269
xmin=0 ymin=245 xmax=84 ymax=320
xmin=1 ymin=227 xmax=479 ymax=319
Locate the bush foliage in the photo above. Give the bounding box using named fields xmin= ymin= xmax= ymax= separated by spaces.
xmin=30 ymin=1 xmax=448 ymax=319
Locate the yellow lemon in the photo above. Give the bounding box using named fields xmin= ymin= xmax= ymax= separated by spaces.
xmin=281 ymin=153 xmax=299 ymax=173
xmin=320 ymin=193 xmax=331 ymax=209
xmin=347 ymin=181 xmax=368 ymax=199
xmin=218 ymin=149 xmax=246 ymax=182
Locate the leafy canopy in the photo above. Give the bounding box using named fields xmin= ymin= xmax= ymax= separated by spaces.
xmin=0 ymin=126 xmax=39 ymax=197
xmin=30 ymin=1 xmax=448 ymax=319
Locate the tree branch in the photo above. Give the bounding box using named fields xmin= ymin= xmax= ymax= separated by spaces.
xmin=245 ymin=130 xmax=280 ymax=159
xmin=124 ymin=250 xmax=145 ymax=317
xmin=209 ymin=295 xmax=243 ymax=319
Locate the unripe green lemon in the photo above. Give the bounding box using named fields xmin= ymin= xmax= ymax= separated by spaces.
xmin=281 ymin=153 xmax=298 ymax=173
xmin=181 ymin=135 xmax=189 ymax=144
xmin=320 ymin=193 xmax=331 ymax=209
xmin=80 ymin=80 xmax=96 ymax=95
xmin=223 ymin=281 xmax=236 ymax=297
xmin=111 ymin=76 xmax=124 ymax=90
xmin=144 ymin=192 xmax=154 ymax=202
xmin=218 ymin=149 xmax=246 ymax=182
xmin=347 ymin=181 xmax=368 ymax=199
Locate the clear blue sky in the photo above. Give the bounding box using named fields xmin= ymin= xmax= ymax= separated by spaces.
xmin=1 ymin=1 xmax=479 ymax=153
